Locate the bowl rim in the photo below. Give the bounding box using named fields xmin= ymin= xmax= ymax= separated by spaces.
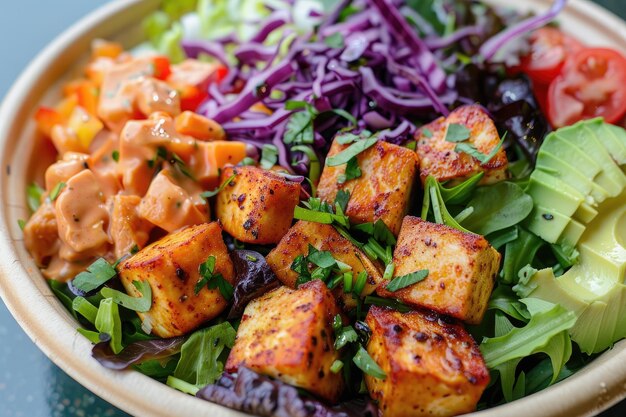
xmin=0 ymin=0 xmax=625 ymax=416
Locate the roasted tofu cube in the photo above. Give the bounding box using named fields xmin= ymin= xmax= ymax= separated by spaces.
xmin=364 ymin=306 xmax=489 ymax=417
xmin=225 ymin=280 xmax=344 ymax=402
xmin=416 ymin=104 xmax=508 ymax=186
xmin=118 ymin=222 xmax=234 ymax=338
xmin=266 ymin=220 xmax=383 ymax=309
xmin=317 ymin=139 xmax=419 ymax=235
xmin=215 ymin=165 xmax=300 ymax=244
xmin=378 ymin=217 xmax=500 ymax=324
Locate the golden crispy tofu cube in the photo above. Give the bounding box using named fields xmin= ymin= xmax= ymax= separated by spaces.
xmin=215 ymin=165 xmax=300 ymax=244
xmin=365 ymin=306 xmax=489 ymax=417
xmin=378 ymin=217 xmax=500 ymax=324
xmin=317 ymin=139 xmax=419 ymax=235
xmin=416 ymin=104 xmax=508 ymax=186
xmin=266 ymin=220 xmax=383 ymax=310
xmin=225 ymin=280 xmax=344 ymax=403
xmin=118 ymin=222 xmax=234 ymax=338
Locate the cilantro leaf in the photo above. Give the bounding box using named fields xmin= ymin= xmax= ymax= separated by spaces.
xmin=195 ymin=256 xmax=234 ymax=301
xmin=445 ymin=123 xmax=471 ymax=143
xmin=307 ymin=245 xmax=336 ymax=268
xmin=173 ymin=322 xmax=237 ymax=387
xmin=260 ymin=144 xmax=278 ymax=170
xmin=101 ymin=280 xmax=153 ymax=312
xmin=334 ymin=190 xmax=350 ymax=213
xmin=338 ymin=156 xmax=361 ymax=184
xmin=385 ymin=269 xmax=429 ymax=292
xmin=334 ymin=326 xmax=358 ymax=350
xmin=72 ymin=258 xmax=117 ymax=293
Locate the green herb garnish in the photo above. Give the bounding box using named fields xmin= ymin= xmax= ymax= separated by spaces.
xmin=101 ymin=280 xmax=152 ymax=312
xmin=72 ymin=258 xmax=117 ymax=293
xmin=195 ymin=256 xmax=234 ymax=301
xmin=385 ymin=269 xmax=429 ymax=292
xmin=200 ymin=173 xmax=237 ymax=199
xmin=49 ymin=181 xmax=66 ymax=201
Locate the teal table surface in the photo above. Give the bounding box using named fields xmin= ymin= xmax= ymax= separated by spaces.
xmin=0 ymin=1 xmax=625 ymax=416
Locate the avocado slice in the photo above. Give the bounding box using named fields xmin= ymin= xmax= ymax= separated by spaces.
xmin=536 ymin=150 xmax=609 ymax=205
xmin=527 ymin=190 xmax=626 ymax=354
xmin=527 ymin=120 xmax=626 ymax=245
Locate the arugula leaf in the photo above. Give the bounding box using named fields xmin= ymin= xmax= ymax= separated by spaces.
xmin=338 ymin=156 xmax=361 ymax=183
xmin=72 ymin=258 xmax=117 ymax=293
xmin=324 ymin=32 xmax=345 ymax=48
xmin=487 ymin=226 xmax=519 ymax=251
xmin=26 ymin=182 xmax=45 ymax=212
xmin=49 ymin=181 xmax=66 ymax=201
xmin=480 ymin=301 xmax=576 ymax=368
xmin=460 ymin=182 xmax=534 ymax=236
xmin=501 ymin=228 xmax=544 ymax=285
xmin=487 ymin=285 xmax=530 ymax=322
xmin=260 ymin=144 xmax=278 ymax=170
xmin=101 ymin=281 xmax=153 ymax=312
xmin=385 ymin=269 xmax=429 ymax=292
xmin=445 ymin=123 xmax=471 ymax=143
xmin=95 ymin=298 xmax=124 ymax=354
xmin=326 ymin=137 xmax=378 ymax=167
xmin=200 ymin=173 xmax=237 ymax=199
xmin=421 ymin=176 xmax=472 ymax=233
xmin=173 ymin=322 xmax=237 ymax=387
xmin=195 ymin=256 xmax=234 ymax=301
xmin=353 ymin=345 xmax=386 ymax=379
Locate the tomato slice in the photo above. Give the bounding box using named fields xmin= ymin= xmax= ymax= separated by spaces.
xmin=152 ymin=56 xmax=172 ymax=80
xmin=520 ymin=27 xmax=584 ymax=86
xmin=547 ymin=48 xmax=626 ymax=128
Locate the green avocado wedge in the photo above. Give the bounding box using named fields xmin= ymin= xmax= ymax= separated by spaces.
xmin=528 ymin=188 xmax=626 ymax=354
xmin=526 ymin=119 xmax=626 ymax=246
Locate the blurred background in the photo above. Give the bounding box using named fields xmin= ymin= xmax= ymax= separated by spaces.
xmin=0 ymin=0 xmax=624 ymax=416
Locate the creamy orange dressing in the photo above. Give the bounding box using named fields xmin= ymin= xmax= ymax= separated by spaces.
xmin=25 ymin=46 xmax=246 ymax=281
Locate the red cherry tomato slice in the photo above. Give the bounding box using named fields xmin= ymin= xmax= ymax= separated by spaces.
xmin=151 ymin=56 xmax=172 ymax=80
xmin=520 ymin=27 xmax=584 ymax=86
xmin=547 ymin=48 xmax=626 ymax=128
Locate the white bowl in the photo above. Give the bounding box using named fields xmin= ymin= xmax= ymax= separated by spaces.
xmin=0 ymin=1 xmax=625 ymax=416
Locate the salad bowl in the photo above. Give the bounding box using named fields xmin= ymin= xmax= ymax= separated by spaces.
xmin=0 ymin=0 xmax=625 ymax=416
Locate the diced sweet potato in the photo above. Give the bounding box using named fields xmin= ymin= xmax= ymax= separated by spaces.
xmin=364 ymin=306 xmax=489 ymax=417
xmin=23 ymin=202 xmax=60 ymax=267
xmin=378 ymin=217 xmax=500 ymax=324
xmin=137 ymin=169 xmax=208 ymax=233
xmin=190 ymin=141 xmax=248 ymax=189
xmin=118 ymin=222 xmax=233 ymax=338
xmin=54 ymin=170 xmax=111 ymax=259
xmin=225 ymin=280 xmax=344 ymax=403
xmin=265 ymin=220 xmax=383 ymax=309
xmin=174 ymin=111 xmax=225 ymax=141
xmin=110 ymin=195 xmax=153 ymax=259
xmin=215 ymin=166 xmax=300 ymax=244
xmin=317 ymin=139 xmax=419 ymax=235
xmin=416 ymin=104 xmax=508 ymax=186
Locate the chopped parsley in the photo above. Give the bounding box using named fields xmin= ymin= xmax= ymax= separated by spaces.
xmin=445 ymin=123 xmax=471 ymax=143
xmin=338 ymin=156 xmax=362 ymax=184
xmin=111 ymin=150 xmax=120 ymax=162
xmin=326 ymin=136 xmax=378 ymax=167
xmin=260 ymin=144 xmax=279 ymax=169
xmin=26 ymin=182 xmax=45 ymax=212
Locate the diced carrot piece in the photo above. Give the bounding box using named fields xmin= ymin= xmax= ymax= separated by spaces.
xmin=152 ymin=56 xmax=172 ymax=80
xmin=174 ymin=111 xmax=225 ymax=141
xmin=34 ymin=107 xmax=64 ymax=137
xmin=56 ymin=95 xmax=78 ymax=119
xmin=91 ymin=39 xmax=124 ymax=60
